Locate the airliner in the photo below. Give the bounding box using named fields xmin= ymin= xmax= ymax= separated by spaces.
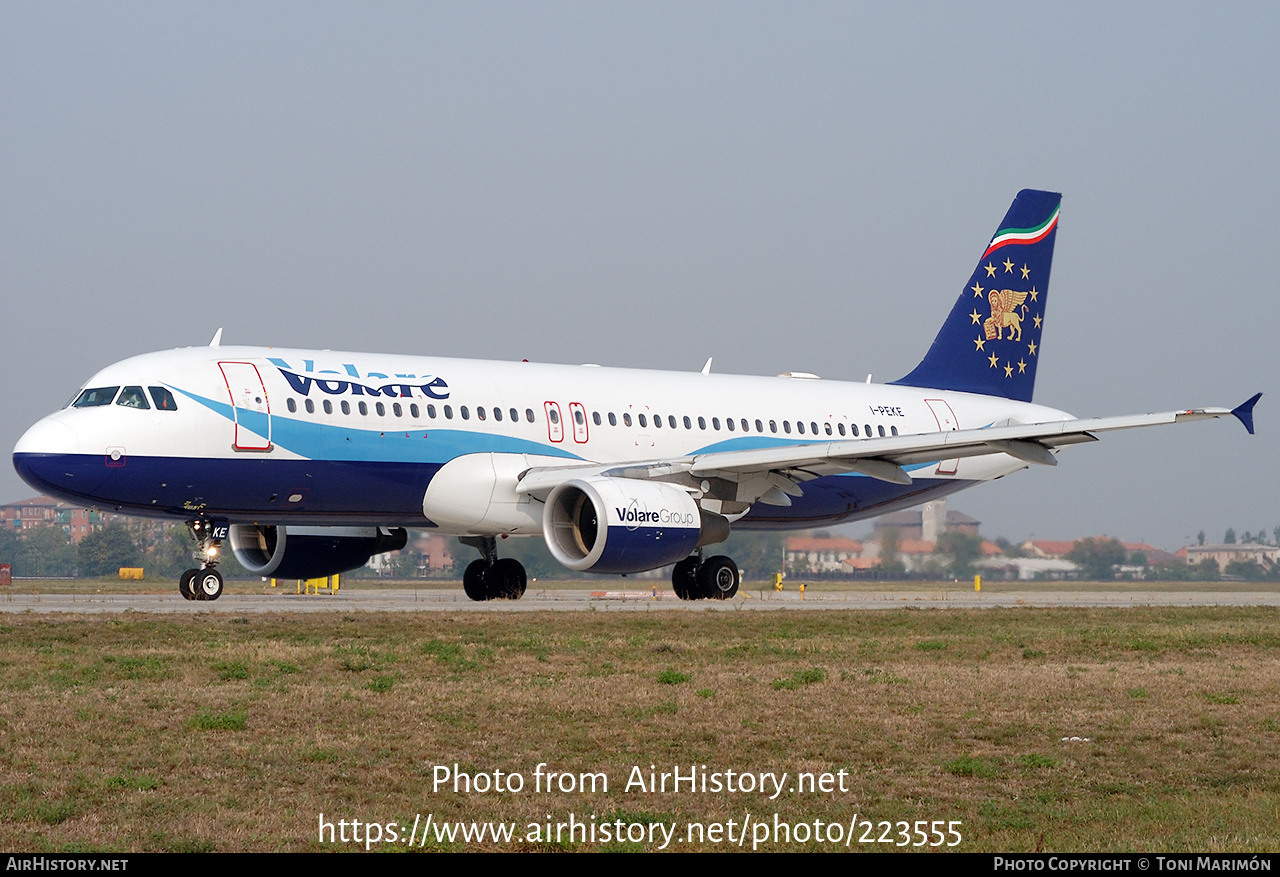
xmin=12 ymin=190 xmax=1259 ymax=601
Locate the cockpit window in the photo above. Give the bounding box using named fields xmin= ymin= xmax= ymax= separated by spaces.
xmin=116 ymin=386 xmax=151 ymax=409
xmin=72 ymin=387 xmax=120 ymax=408
xmin=149 ymin=387 xmax=178 ymax=410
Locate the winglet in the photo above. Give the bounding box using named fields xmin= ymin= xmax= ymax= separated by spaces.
xmin=1230 ymin=392 xmax=1262 ymax=435
xmin=209 ymin=328 xmax=223 ymax=348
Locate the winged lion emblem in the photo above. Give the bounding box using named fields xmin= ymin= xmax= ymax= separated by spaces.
xmin=983 ymin=289 xmax=1030 ymax=342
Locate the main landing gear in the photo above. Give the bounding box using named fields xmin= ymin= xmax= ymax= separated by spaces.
xmin=672 ymin=554 xmax=740 ymax=601
xmin=178 ymin=517 xmax=226 ymax=601
xmin=459 ymin=536 xmax=527 ymax=601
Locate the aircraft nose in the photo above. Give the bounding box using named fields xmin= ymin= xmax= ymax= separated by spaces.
xmin=12 ymin=416 xmax=84 ymax=499
xmin=14 ymin=416 xmax=79 ymax=456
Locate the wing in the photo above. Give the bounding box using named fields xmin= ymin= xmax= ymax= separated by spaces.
xmin=516 ymin=394 xmax=1261 ymax=507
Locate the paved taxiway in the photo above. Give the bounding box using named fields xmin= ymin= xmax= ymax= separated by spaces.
xmin=1 ymin=587 xmax=1277 ymax=614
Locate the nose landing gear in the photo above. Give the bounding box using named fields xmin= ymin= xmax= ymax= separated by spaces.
xmin=178 ymin=517 xmax=227 ymax=601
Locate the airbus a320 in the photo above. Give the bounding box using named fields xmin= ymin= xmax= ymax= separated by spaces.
xmin=13 ymin=190 xmax=1260 ymax=601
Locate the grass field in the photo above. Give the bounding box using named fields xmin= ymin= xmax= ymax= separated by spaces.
xmin=1 ymin=603 xmax=1277 ymax=852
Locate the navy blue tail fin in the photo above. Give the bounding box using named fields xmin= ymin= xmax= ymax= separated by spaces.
xmin=892 ymin=189 xmax=1061 ymax=403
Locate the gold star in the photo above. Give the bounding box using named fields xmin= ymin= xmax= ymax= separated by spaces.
xmin=1028 ymin=340 xmax=1037 ymax=356
xmin=1004 ymin=362 xmax=1013 ymax=378
xmin=1018 ymin=359 xmax=1027 ymax=374
xmin=1028 ymin=286 xmax=1039 ymax=302
xmin=1032 ymin=313 xmax=1042 ymax=329
xmin=969 ymin=309 xmax=982 ymax=324
xmin=984 ymin=262 xmax=997 ymax=278
xmin=989 ymin=353 xmax=999 ymax=368
xmin=974 ymin=337 xmax=986 ymax=351
xmin=1003 ymin=257 xmax=1015 ymax=273
xmin=1020 ymin=264 xmax=1030 ymax=280
xmin=971 ymin=281 xmax=985 ymax=298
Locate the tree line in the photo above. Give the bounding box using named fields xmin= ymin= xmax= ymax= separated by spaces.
xmin=0 ymin=523 xmax=248 ymax=579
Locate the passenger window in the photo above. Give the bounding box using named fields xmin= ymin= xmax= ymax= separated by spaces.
xmin=726 ymin=418 xmax=734 ymax=432
xmin=287 ymin=398 xmax=297 ymax=413
xmin=410 ymin=403 xmax=420 ymax=418
xmin=592 ymin=411 xmax=601 ymax=426
xmin=305 ymin=399 xmax=315 ymax=414
xmin=623 ymin=413 xmax=632 ymax=427
xmin=444 ymin=405 xmax=453 ymax=419
xmin=891 ymin=425 xmax=898 ymax=436
xmin=653 ymin=414 xmax=662 ymax=429
xmin=525 ymin=409 xmax=535 ymax=423
xmin=461 ymin=406 xmax=470 ymax=420
xmin=341 ymin=401 xmax=351 ymax=415
xmin=639 ymin=414 xmax=647 ymax=428
xmin=73 ymin=387 xmax=120 ymax=408
xmin=323 ymin=400 xmax=333 ymax=414
xmin=755 ymin=419 xmax=763 ymax=433
xmin=608 ymin=412 xmax=617 ymax=426
xmin=573 ymin=409 xmax=584 ymax=425
xmin=148 ymin=387 xmax=178 ymax=410
xmin=668 ymin=415 xmax=677 ymax=429
xmin=710 ymin=417 xmax=717 ymax=430
xmin=548 ymin=408 xmax=558 ymax=424
xmin=811 ymin=422 xmax=819 ymax=434
xmin=393 ymin=403 xmax=403 ymax=417
xmin=769 ymin=420 xmax=777 ymax=434
xmin=783 ymin=421 xmax=791 ymax=434
xmin=426 ymin=404 xmax=435 ymax=418
xmin=476 ymin=406 xmax=485 ymax=421
xmin=878 ymin=425 xmax=885 ymax=437
xmin=796 ymin=421 xmax=804 ymax=435
xmin=376 ymin=402 xmax=385 ymax=416
xmin=684 ymin=416 xmax=693 ymax=429
xmin=358 ymin=401 xmax=368 ymax=416
xmin=116 ymin=386 xmax=148 ymax=410
xmin=851 ymin=424 xmax=859 ymax=436
xmin=493 ymin=407 xmax=502 ymax=422
xmin=510 ymin=408 xmax=518 ymax=422
xmin=836 ymin=423 xmax=844 ymax=436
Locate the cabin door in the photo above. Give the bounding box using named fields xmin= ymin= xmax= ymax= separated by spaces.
xmin=219 ymin=362 xmax=273 ymax=451
xmin=924 ymin=398 xmax=959 ymax=475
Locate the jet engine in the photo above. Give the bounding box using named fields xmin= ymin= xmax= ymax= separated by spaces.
xmin=543 ymin=477 xmax=729 ymax=574
xmin=229 ymin=525 xmax=408 ymax=580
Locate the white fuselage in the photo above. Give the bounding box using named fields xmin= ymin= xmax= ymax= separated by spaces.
xmin=13 ymin=345 xmax=1070 ymax=532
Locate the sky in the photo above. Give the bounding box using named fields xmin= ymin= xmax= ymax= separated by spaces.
xmin=2 ymin=3 xmax=1276 ymax=551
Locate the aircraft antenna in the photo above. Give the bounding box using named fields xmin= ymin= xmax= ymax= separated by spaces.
xmin=209 ymin=328 xmax=223 ymax=348
xmin=701 ymin=357 xmax=713 ymax=375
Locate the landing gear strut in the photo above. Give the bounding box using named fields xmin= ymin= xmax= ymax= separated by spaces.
xmin=459 ymin=536 xmax=527 ymax=601
xmin=671 ymin=554 xmax=740 ymax=601
xmin=179 ymin=517 xmax=227 ymax=601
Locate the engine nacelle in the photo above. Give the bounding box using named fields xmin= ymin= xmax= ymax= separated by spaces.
xmin=543 ymin=477 xmax=725 ymax=574
xmin=229 ymin=525 xmax=408 ymax=580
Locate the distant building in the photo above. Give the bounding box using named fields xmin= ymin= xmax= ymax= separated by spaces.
xmin=1024 ymin=538 xmax=1179 ymax=566
xmin=0 ymin=496 xmax=112 ymax=543
xmin=975 ymin=557 xmax=1077 ymax=580
xmin=785 ymin=536 xmax=864 ymax=573
xmin=1185 ymin=543 xmax=1278 ymax=573
xmin=872 ymin=499 xmax=979 ymax=542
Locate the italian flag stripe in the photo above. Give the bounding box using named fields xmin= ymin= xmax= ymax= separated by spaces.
xmin=982 ymin=207 xmax=1059 ymax=258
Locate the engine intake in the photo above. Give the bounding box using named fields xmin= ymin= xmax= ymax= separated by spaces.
xmin=543 ymin=477 xmax=725 ymax=574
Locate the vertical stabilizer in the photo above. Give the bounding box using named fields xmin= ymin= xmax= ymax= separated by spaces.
xmin=892 ymin=189 xmax=1060 ymax=402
